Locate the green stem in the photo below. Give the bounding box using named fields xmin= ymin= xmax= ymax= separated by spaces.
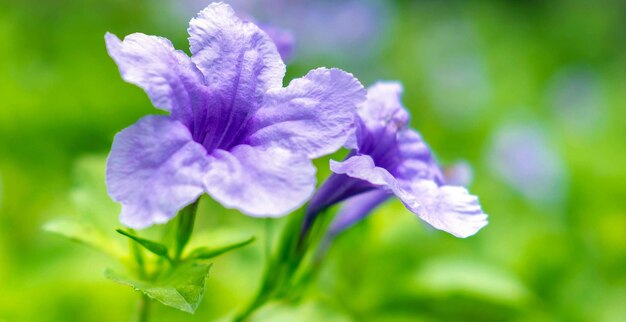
xmin=235 ymin=207 xmax=334 ymax=321
xmin=233 ymin=291 xmax=268 ymax=322
xmin=129 ymin=230 xmax=150 ymax=322
xmin=175 ymin=200 xmax=199 ymax=260
xmin=264 ymin=218 xmax=273 ymax=260
xmin=233 ymin=219 xmax=277 ymax=322
xmin=233 ymin=259 xmax=289 ymax=322
xmin=290 ymin=237 xmax=330 ymax=298
xmin=137 ymin=294 xmax=151 ymax=322
xmin=233 ymin=214 xmax=303 ymax=321
xmin=129 ymin=229 xmax=147 ymax=280
xmin=126 ymin=202 xmax=199 ymax=322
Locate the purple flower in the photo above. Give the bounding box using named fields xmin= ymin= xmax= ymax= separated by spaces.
xmin=226 ymin=0 xmax=391 ymax=64
xmin=546 ymin=66 xmax=607 ymax=137
xmin=169 ymin=1 xmax=295 ymax=61
xmin=232 ymin=11 xmax=295 ymax=62
xmin=307 ymin=82 xmax=487 ymax=238
xmin=443 ymin=161 xmax=474 ymax=187
xmin=105 ymin=3 xmax=365 ymax=229
xmin=485 ymin=122 xmax=567 ymax=205
xmin=258 ymin=25 xmax=295 ymax=62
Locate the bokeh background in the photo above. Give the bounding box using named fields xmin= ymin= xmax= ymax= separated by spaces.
xmin=1 ymin=0 xmax=626 ymax=321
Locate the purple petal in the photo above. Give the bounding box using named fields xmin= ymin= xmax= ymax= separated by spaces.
xmin=204 ymin=145 xmax=316 ymax=217
xmin=304 ymin=166 xmax=374 ymax=225
xmin=329 ymin=190 xmax=391 ymax=235
xmin=408 ymin=181 xmax=488 ymax=238
xmin=348 ymin=82 xmax=411 ymax=167
xmin=188 ymin=3 xmax=285 ymax=89
xmin=187 ymin=3 xmax=286 ymax=151
xmin=244 ymin=68 xmax=365 ymax=158
xmin=330 ymin=155 xmax=419 ymax=212
xmin=188 ymin=2 xmax=285 ymax=99
xmin=358 ymin=82 xmax=409 ymax=132
xmin=231 ymin=11 xmax=295 ymax=61
xmin=106 ymin=116 xmax=209 ymax=229
xmin=105 ymin=33 xmax=205 ymax=123
xmin=394 ymin=129 xmax=445 ymax=184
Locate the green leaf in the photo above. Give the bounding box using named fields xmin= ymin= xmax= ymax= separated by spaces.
xmin=175 ymin=201 xmax=198 ymax=259
xmin=43 ymin=217 xmax=126 ymax=260
xmin=116 ymin=229 xmax=170 ymax=260
xmin=69 ymin=155 xmax=121 ymax=228
xmin=187 ymin=236 xmax=255 ymax=260
xmin=105 ymin=260 xmax=212 ymax=313
xmin=251 ymin=300 xmax=353 ymax=322
xmin=412 ymin=257 xmax=530 ymax=307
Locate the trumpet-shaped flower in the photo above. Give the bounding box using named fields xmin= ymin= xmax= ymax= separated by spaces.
xmin=307 ymin=82 xmax=487 ymax=238
xmin=105 ymin=2 xmax=365 ymax=229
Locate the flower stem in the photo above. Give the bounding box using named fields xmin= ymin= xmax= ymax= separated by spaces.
xmin=137 ymin=294 xmax=151 ymax=322
xmin=264 ymin=218 xmax=273 ymax=260
xmin=128 ymin=229 xmax=147 ymax=280
xmin=174 ymin=200 xmax=199 ymax=261
xmin=129 ymin=234 xmax=150 ymax=322
xmin=232 ymin=291 xmax=267 ymax=322
xmin=233 ymin=212 xmax=308 ymax=321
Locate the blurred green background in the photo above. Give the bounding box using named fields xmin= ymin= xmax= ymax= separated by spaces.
xmin=1 ymin=0 xmax=626 ymax=321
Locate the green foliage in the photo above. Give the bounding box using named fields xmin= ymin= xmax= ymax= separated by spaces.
xmin=43 ymin=218 xmax=126 ymax=260
xmin=251 ymin=300 xmax=353 ymax=322
xmin=187 ymin=236 xmax=255 ymax=260
xmin=116 ymin=229 xmax=171 ymax=260
xmin=105 ymin=260 xmax=212 ymax=314
xmin=2 ymin=0 xmax=626 ymax=321
xmin=413 ymin=257 xmax=530 ymax=307
xmin=175 ymin=202 xmax=199 ymax=260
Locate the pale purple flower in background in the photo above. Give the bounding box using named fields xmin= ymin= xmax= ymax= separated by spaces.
xmin=257 ymin=25 xmax=294 ymax=62
xmin=172 ymin=0 xmax=391 ymax=65
xmin=168 ymin=1 xmax=295 ymax=61
xmin=105 ymin=3 xmax=365 ymax=228
xmin=546 ymin=66 xmax=607 ymax=137
xmin=235 ymin=11 xmax=295 ymax=61
xmin=306 ymin=82 xmax=488 ymax=238
xmin=286 ymin=0 xmax=388 ymax=62
xmin=444 ymin=161 xmax=474 ymax=187
xmin=485 ymin=122 xmax=567 ymax=205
